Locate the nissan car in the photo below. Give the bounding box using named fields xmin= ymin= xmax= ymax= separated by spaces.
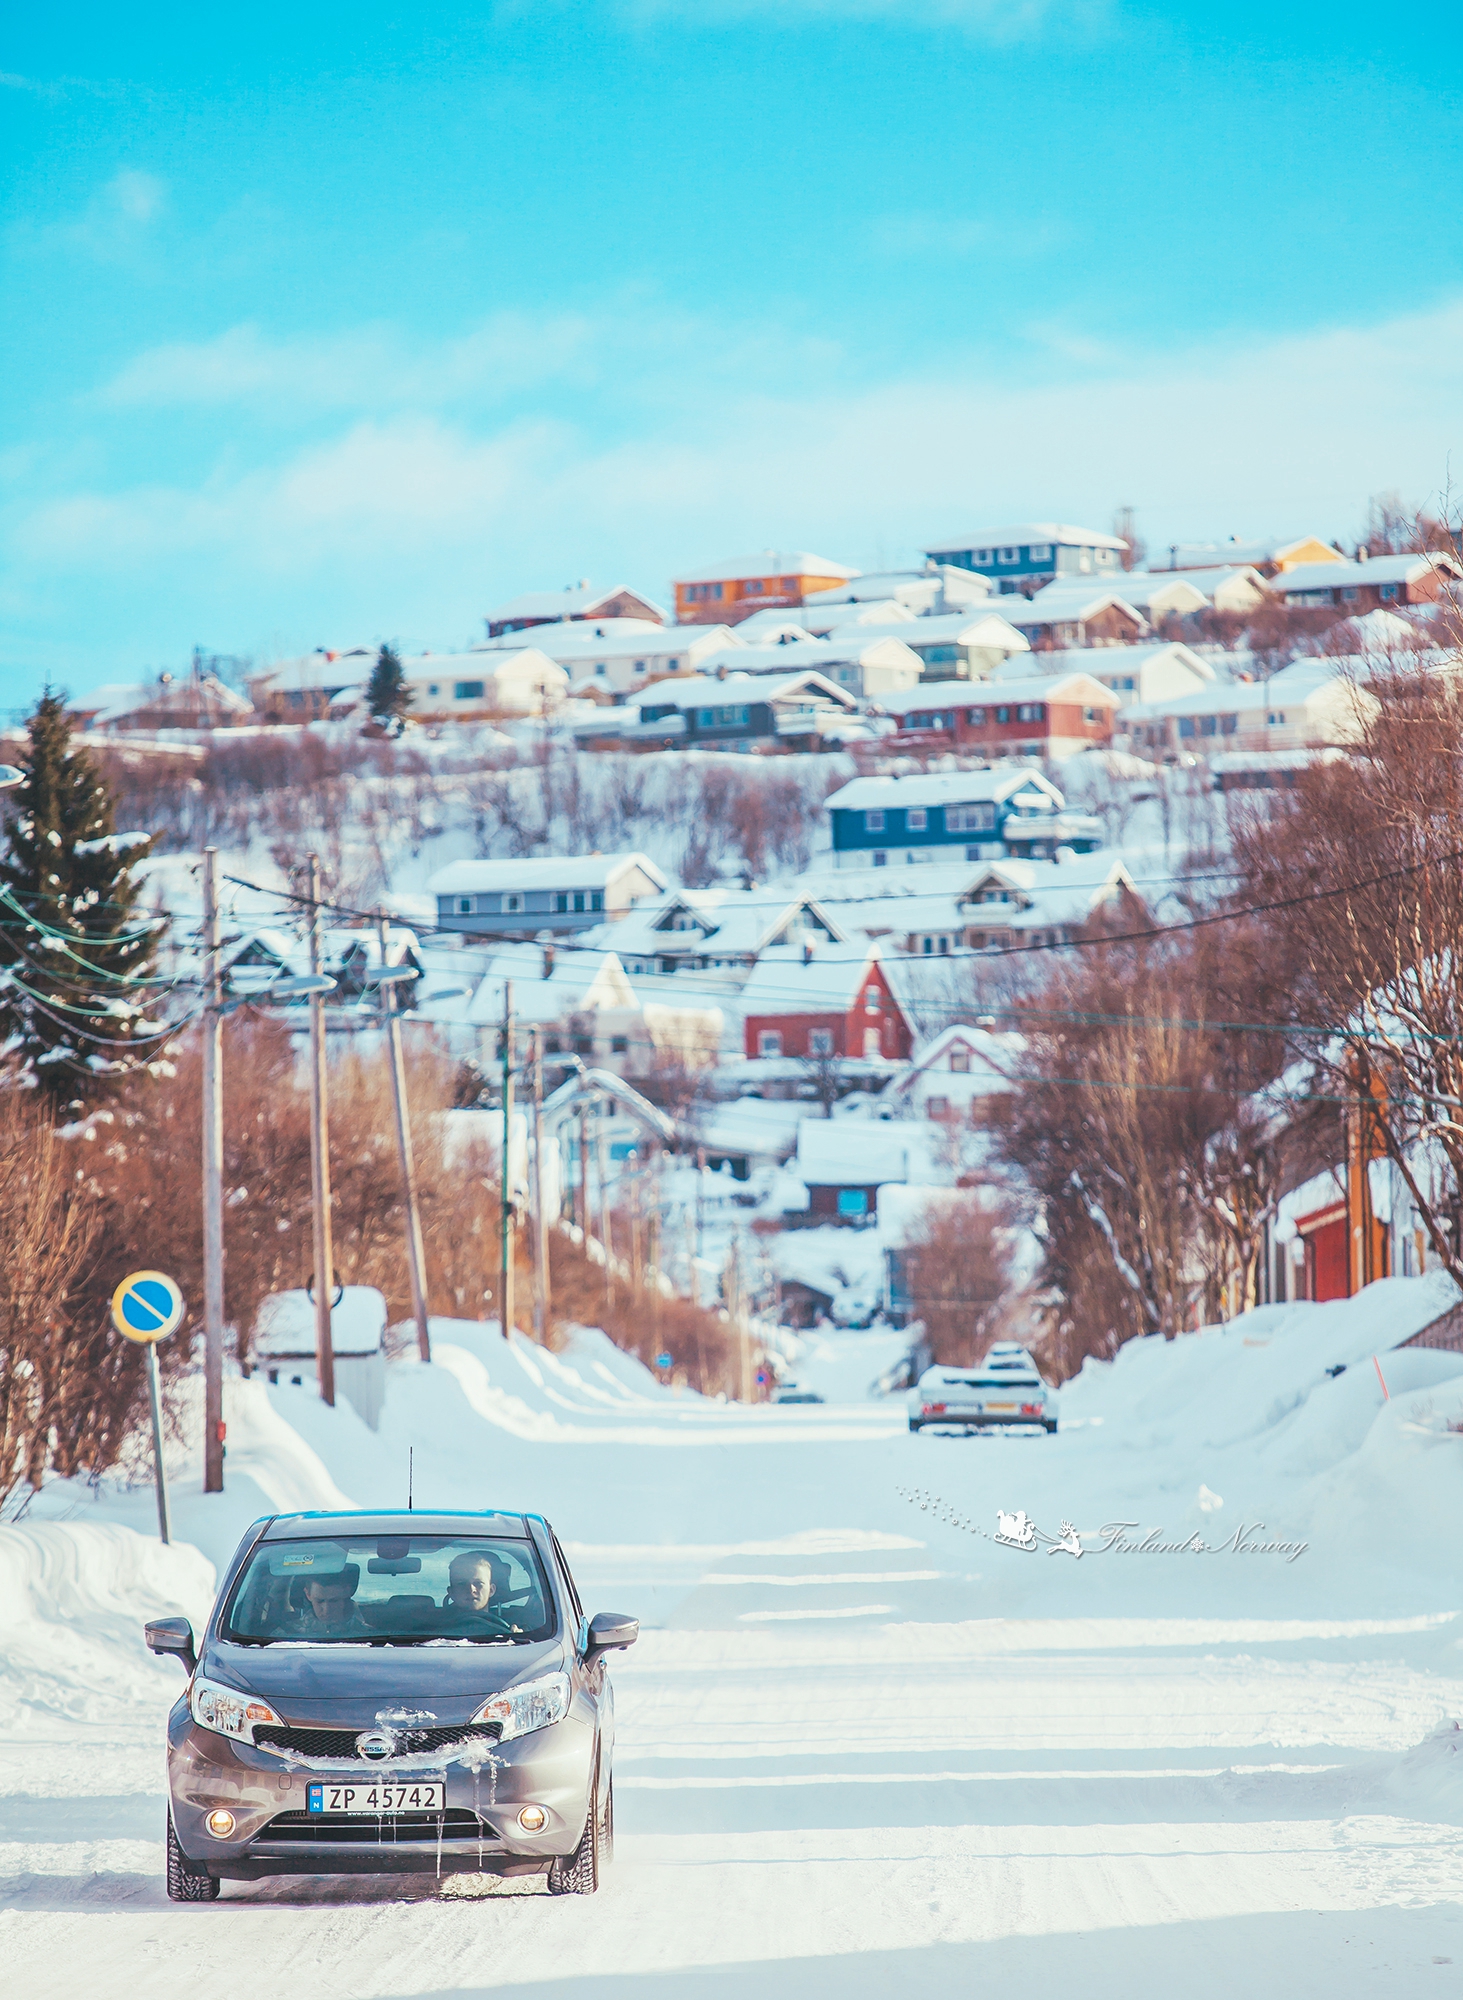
xmin=145 ymin=1507 xmax=637 ymax=1901
xmin=908 ymin=1343 xmax=1059 ymax=1434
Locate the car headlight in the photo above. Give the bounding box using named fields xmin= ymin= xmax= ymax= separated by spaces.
xmin=471 ymin=1673 xmax=571 ymax=1743
xmin=190 ymin=1674 xmax=282 ymax=1744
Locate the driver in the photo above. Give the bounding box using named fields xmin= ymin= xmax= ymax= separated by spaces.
xmin=295 ymin=1565 xmax=370 ymax=1637
xmin=441 ymin=1551 xmax=521 ymax=1632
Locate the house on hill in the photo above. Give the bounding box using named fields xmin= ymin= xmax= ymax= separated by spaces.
xmin=484 ymin=581 xmax=667 ymax=637
xmin=576 ymin=669 xmax=865 ymax=753
xmin=674 ymin=550 xmax=859 ymax=627
xmin=1163 ymin=534 xmax=1341 ymax=576
xmin=825 ymin=769 xmax=1101 ymax=868
xmin=601 ymin=887 xmax=845 ymax=976
xmin=922 ymin=523 xmax=1127 ymax=593
xmin=475 ymin=618 xmax=736 ymax=698
xmin=878 ymin=671 xmax=1119 ymax=759
xmin=429 ymin=853 xmax=667 ymax=938
xmin=739 ymin=948 xmax=912 ymax=1063
xmin=1272 ymin=552 xmax=1462 ymax=611
xmin=989 ymin=641 xmax=1215 ymax=708
xmin=70 ymin=674 xmax=253 ymax=733
xmin=1004 ymin=584 xmax=1150 ymax=649
xmin=793 ymin=1119 xmax=940 ymax=1223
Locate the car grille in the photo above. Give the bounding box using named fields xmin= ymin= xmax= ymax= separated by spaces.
xmin=258 ymin=1809 xmax=493 ymax=1845
xmin=254 ymin=1723 xmax=502 ymax=1759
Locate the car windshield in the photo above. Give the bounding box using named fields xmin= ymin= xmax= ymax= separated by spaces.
xmin=222 ymin=1534 xmax=555 ymax=1646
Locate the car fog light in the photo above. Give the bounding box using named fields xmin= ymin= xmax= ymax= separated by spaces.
xmin=517 ymin=1805 xmax=547 ymax=1832
xmin=206 ymin=1809 xmax=236 ymax=1837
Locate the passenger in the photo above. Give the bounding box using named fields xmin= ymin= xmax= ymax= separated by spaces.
xmin=295 ymin=1565 xmax=370 ymax=1637
xmin=441 ymin=1551 xmax=521 ymax=1632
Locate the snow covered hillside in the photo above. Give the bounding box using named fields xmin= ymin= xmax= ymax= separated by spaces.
xmin=5 ymin=1284 xmax=1463 ymax=1996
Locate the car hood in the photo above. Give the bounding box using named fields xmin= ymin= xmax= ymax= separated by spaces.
xmin=201 ymin=1635 xmax=564 ymax=1725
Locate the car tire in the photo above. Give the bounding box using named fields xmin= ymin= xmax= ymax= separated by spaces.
xmin=547 ymin=1762 xmax=601 ymax=1897
xmin=908 ymin=1418 xmax=922 ymax=1432
xmin=166 ymin=1812 xmax=221 ymax=1902
xmin=1044 ymin=1421 xmax=1058 ymax=1434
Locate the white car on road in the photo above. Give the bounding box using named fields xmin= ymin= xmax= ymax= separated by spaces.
xmin=909 ymin=1343 xmax=1058 ymax=1434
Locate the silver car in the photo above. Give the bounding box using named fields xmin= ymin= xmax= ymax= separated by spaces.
xmin=145 ymin=1508 xmax=637 ymax=1901
xmin=909 ymin=1343 xmax=1059 ymax=1434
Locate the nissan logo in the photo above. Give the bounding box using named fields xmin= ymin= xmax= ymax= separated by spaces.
xmin=356 ymin=1729 xmax=396 ymax=1761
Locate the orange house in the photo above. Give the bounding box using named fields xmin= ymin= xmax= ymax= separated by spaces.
xmin=674 ymin=550 xmax=858 ymax=627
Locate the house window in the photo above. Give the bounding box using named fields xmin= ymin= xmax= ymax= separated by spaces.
xmin=1083 ymin=706 xmax=1101 ymax=722
xmin=996 ymin=706 xmax=1011 ymax=724
xmin=973 ymin=548 xmax=991 ymax=564
xmin=635 ymin=660 xmax=645 ymax=673
xmin=1017 ymin=703 xmax=1045 ymax=722
xmin=456 ymin=897 xmax=474 ymax=915
xmin=950 ymin=1047 xmax=970 ymax=1073
xmin=428 ymin=683 xmax=440 ymax=696
xmin=454 ymin=680 xmax=485 ymax=700
xmin=998 ymin=546 xmax=1019 ymax=563
xmin=610 ymin=1034 xmax=628 ymax=1053
xmin=1380 ymin=583 xmax=1398 ymax=601
xmin=1220 ymin=714 xmax=1238 ymax=735
xmin=927 ymin=1095 xmax=950 ymax=1118
xmin=1267 ymin=712 xmax=1286 ymax=726
xmin=863 ymin=1028 xmax=882 ymax=1059
xmin=907 ymin=808 xmax=928 ymax=831
xmin=504 ymin=894 xmax=524 ymax=913
xmin=574 ymin=1035 xmax=593 ymax=1055
xmin=758 ymin=1030 xmax=783 ymax=1057
xmin=595 ymin=663 xmax=607 ymax=677
xmin=872 ymin=850 xmax=887 ymax=867
xmin=591 ymin=891 xmax=603 ymax=910
xmin=948 ymin=803 xmax=995 ymax=833
xmin=837 ymin=1188 xmax=869 ymax=1216
xmin=864 ymin=809 xmax=885 ymax=831
xmin=1341 ymin=588 xmax=1358 ymax=602
xmin=745 ymin=579 xmax=765 ymax=595
xmin=1178 ymin=718 xmax=1196 ymax=739
xmin=1029 ymin=544 xmax=1052 ymax=562
xmin=1199 ymin=715 xmax=1218 ymax=736
xmin=809 ymin=1028 xmax=835 ymax=1055
xmin=966 ymin=707 xmax=986 ymax=725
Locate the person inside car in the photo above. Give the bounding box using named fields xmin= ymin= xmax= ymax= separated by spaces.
xmin=440 ymin=1551 xmax=523 ymax=1634
xmin=294 ymin=1565 xmax=371 ymax=1637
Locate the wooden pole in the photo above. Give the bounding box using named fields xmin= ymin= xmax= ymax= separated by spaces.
xmin=529 ymin=1028 xmax=550 ymax=1342
xmin=578 ymin=1102 xmax=591 ymax=1238
xmin=201 ymin=846 xmax=226 ymax=1488
xmin=597 ymin=1119 xmax=613 ymax=1312
xmin=307 ymin=855 xmax=336 ymax=1408
xmin=500 ymin=981 xmax=514 ymax=1337
xmin=378 ymin=910 xmax=431 ymax=1363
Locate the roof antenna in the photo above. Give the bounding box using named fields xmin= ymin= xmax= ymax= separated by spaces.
xmin=408 ymin=1447 xmax=414 ymax=1512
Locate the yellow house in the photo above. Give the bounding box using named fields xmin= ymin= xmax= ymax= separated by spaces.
xmin=674 ymin=549 xmax=858 ymax=626
xmin=1167 ymin=534 xmax=1342 ymax=576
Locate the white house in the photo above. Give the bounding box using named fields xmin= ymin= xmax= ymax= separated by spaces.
xmin=922 ymin=523 xmax=1129 ymax=592
xmin=798 ymin=563 xmax=996 ymax=616
xmin=597 ymin=887 xmax=846 ymax=976
xmin=485 ymin=581 xmax=667 ymax=636
xmin=475 ymin=617 xmax=741 ymax=698
xmin=797 ymin=851 xmax=1138 ymax=958
xmin=466 ymin=942 xmax=722 ymax=1082
xmin=253 ymin=1287 xmax=387 ymax=1429
xmin=689 ymin=632 xmax=926 ymax=698
xmin=402 ymin=650 xmax=569 ymax=717
xmin=792 ymin=609 xmax=1032 ymax=682
xmin=1003 ymin=584 xmax=1150 ymax=649
xmin=1121 ymin=659 xmax=1379 ymax=756
xmin=429 ymin=852 xmax=667 ymax=937
xmin=1120 ymin=565 xmax=1270 ymax=614
xmin=990 ymin=641 xmax=1215 ymax=707
xmin=886 ymin=1023 xmax=1017 ymax=1121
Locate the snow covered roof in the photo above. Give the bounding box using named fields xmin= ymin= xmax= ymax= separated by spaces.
xmin=602 ymin=887 xmax=847 ymax=962
xmin=474 ymin=619 xmax=717 ymax=660
xmin=403 ymin=649 xmax=569 ymax=686
xmin=737 ymin=599 xmax=916 ymax=636
xmin=1277 ymin=554 xmax=1462 ymax=593
xmin=736 ymin=945 xmax=881 ymax=1017
xmin=688 ymin=635 xmax=923 ymax=677
xmin=625 ymin=668 xmax=858 ymax=711
xmin=809 ymin=610 xmax=1030 ymax=654
xmin=255 ymin=1286 xmax=386 ymax=1359
xmin=465 ymin=945 xmax=642 ymax=1024
xmin=1123 ymin=659 xmax=1372 ymax=721
xmin=255 ymin=650 xmax=375 ymax=693
xmin=1167 ymin=535 xmax=1339 ymax=569
xmin=427 ymin=852 xmax=667 ymax=897
xmin=988 ymin=641 xmax=1215 ymax=685
xmin=878 ymin=671 xmax=1119 ymax=715
xmin=1087 ymin=574 xmax=1209 ymax=614
xmin=1003 ymin=585 xmax=1146 ymax=626
xmin=811 ymin=564 xmax=995 ymax=606
xmin=825 ymin=768 xmax=1064 ymax=813
xmin=795 ymin=1119 xmax=939 ymax=1188
xmin=484 ymin=583 xmax=667 ymax=626
xmin=674 ymin=550 xmax=860 ymax=585
xmin=924 ymin=523 xmax=1128 ymax=554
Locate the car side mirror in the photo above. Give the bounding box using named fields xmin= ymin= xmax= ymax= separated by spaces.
xmin=584 ymin=1611 xmax=638 ymax=1663
xmin=145 ymin=1616 xmax=197 ymax=1674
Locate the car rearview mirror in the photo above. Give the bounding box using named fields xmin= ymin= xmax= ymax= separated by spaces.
xmin=145 ymin=1616 xmax=197 ymax=1674
xmin=584 ymin=1611 xmax=638 ymax=1662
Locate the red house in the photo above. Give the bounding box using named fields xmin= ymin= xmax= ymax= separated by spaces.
xmin=880 ymin=671 xmax=1119 ymax=759
xmin=738 ymin=948 xmax=912 ymax=1063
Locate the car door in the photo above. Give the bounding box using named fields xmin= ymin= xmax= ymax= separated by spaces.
xmin=549 ymin=1528 xmax=613 ymax=1810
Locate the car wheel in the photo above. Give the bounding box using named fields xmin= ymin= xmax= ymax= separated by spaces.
xmin=1045 ymin=1420 xmax=1058 ymax=1434
xmin=166 ymin=1812 xmax=221 ymax=1902
xmin=908 ymin=1418 xmax=921 ymax=1432
xmin=546 ymin=1762 xmax=601 ymax=1897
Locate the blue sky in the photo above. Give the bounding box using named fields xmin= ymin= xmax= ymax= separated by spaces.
xmin=2 ymin=1 xmax=1461 ymax=696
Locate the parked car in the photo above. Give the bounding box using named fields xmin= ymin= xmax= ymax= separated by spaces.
xmin=771 ymin=1384 xmax=825 ymax=1404
xmin=908 ymin=1343 xmax=1058 ymax=1434
xmin=146 ymin=1507 xmax=637 ymax=1901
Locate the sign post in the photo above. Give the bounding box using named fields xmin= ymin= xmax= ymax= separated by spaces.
xmin=111 ymin=1271 xmax=187 ymax=1545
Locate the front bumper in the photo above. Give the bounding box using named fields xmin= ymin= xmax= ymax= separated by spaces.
xmin=166 ymin=1702 xmax=595 ymax=1880
xmin=914 ymin=1409 xmax=1054 ymax=1429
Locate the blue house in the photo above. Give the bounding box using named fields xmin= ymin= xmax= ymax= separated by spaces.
xmin=922 ymin=523 xmax=1127 ymax=594
xmin=824 ymin=769 xmax=1101 ymax=868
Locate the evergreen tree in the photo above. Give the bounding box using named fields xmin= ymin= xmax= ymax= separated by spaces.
xmin=366 ymin=645 xmax=412 ymax=735
xmin=0 ymin=691 xmax=162 ymax=1100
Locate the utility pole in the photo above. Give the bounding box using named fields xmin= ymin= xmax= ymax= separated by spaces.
xmin=201 ymin=848 xmax=226 ymax=1492
xmin=307 ymin=856 xmax=336 ymax=1408
xmin=578 ymin=1101 xmax=591 ymax=1238
xmin=529 ymin=1027 xmax=550 ymax=1341
xmin=377 ymin=910 xmax=431 ymax=1363
xmin=648 ymin=1151 xmax=661 ymax=1351
xmin=499 ymin=981 xmax=514 ymax=1338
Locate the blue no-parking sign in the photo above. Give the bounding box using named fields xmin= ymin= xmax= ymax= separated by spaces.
xmin=111 ymin=1271 xmax=186 ymax=1344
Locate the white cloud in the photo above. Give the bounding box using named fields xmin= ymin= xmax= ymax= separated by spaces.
xmin=7 ymin=292 xmax=1463 ymax=670
xmin=10 ymin=169 xmax=168 ymax=263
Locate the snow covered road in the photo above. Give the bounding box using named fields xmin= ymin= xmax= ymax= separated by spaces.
xmin=5 ymin=1290 xmax=1463 ymax=1995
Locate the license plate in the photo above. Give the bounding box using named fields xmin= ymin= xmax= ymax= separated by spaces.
xmin=987 ymin=1402 xmax=1016 ymax=1412
xmin=307 ymin=1780 xmax=447 ymax=1815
